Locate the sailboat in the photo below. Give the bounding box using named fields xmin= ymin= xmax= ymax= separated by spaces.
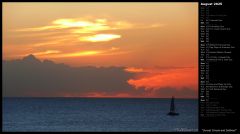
xmin=167 ymin=96 xmax=179 ymax=116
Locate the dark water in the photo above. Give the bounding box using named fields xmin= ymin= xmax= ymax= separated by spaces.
xmin=3 ymin=98 xmax=198 ymax=132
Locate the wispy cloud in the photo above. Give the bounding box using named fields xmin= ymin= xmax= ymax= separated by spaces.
xmin=79 ymin=34 xmax=121 ymax=42
xmin=57 ymin=50 xmax=102 ymax=57
xmin=32 ymin=50 xmax=61 ymax=56
xmin=18 ymin=50 xmax=61 ymax=57
xmin=55 ymin=47 xmax=124 ymax=58
xmin=16 ymin=17 xmax=163 ymax=35
xmin=15 ymin=18 xmax=136 ymax=43
xmin=28 ymin=47 xmax=124 ymax=58
xmin=124 ymin=67 xmax=146 ymax=73
xmin=13 ymin=17 xmax=164 ymax=57
xmin=16 ymin=18 xmax=134 ymax=33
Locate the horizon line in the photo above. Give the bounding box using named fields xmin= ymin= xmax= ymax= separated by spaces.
xmin=3 ymin=96 xmax=198 ymax=99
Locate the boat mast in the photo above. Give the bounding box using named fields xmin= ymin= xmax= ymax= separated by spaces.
xmin=170 ymin=96 xmax=175 ymax=112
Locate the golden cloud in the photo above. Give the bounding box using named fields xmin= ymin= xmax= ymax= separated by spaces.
xmin=79 ymin=34 xmax=121 ymax=42
xmin=14 ymin=17 xmax=164 ymax=47
xmin=124 ymin=67 xmax=145 ymax=73
xmin=16 ymin=18 xmax=162 ymax=33
xmin=33 ymin=50 xmax=61 ymax=55
xmin=17 ymin=18 xmax=134 ymax=33
xmin=18 ymin=50 xmax=61 ymax=58
xmin=57 ymin=51 xmax=102 ymax=57
xmin=35 ymin=47 xmax=122 ymax=58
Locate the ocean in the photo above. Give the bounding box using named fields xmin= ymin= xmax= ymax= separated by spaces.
xmin=2 ymin=98 xmax=198 ymax=132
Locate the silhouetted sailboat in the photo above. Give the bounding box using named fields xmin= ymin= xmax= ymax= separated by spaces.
xmin=167 ymin=96 xmax=179 ymax=116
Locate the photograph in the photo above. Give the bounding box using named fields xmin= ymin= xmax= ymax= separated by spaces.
xmin=2 ymin=2 xmax=198 ymax=132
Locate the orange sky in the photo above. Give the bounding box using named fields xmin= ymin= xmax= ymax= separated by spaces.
xmin=3 ymin=3 xmax=198 ymax=98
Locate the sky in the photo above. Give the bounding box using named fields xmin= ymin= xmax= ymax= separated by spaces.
xmin=3 ymin=2 xmax=198 ymax=98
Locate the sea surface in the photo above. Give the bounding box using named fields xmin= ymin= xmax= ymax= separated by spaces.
xmin=3 ymin=98 xmax=198 ymax=132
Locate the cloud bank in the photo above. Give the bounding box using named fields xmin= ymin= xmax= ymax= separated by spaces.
xmin=3 ymin=55 xmax=135 ymax=97
xmin=3 ymin=55 xmax=197 ymax=98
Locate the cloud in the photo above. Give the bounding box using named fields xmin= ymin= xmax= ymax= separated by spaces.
xmin=55 ymin=50 xmax=102 ymax=57
xmin=79 ymin=34 xmax=121 ymax=42
xmin=3 ymin=55 xmax=135 ymax=97
xmin=31 ymin=50 xmax=61 ymax=56
xmin=42 ymin=47 xmax=122 ymax=58
xmin=15 ymin=18 xmax=163 ymax=44
xmin=124 ymin=67 xmax=146 ymax=73
xmin=16 ymin=18 xmax=134 ymax=33
xmin=13 ymin=47 xmax=123 ymax=59
xmin=9 ymin=18 xmax=164 ymax=59
xmin=23 ymin=50 xmax=102 ymax=58
xmin=127 ymin=67 xmax=197 ymax=91
xmin=3 ymin=55 xmax=197 ymax=98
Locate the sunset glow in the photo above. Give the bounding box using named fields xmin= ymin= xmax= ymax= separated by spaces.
xmin=79 ymin=34 xmax=121 ymax=42
xmin=127 ymin=67 xmax=197 ymax=91
xmin=3 ymin=3 xmax=198 ymax=98
xmin=124 ymin=67 xmax=145 ymax=73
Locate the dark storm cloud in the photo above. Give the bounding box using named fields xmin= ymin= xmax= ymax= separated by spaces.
xmin=3 ymin=55 xmax=135 ymax=97
xmin=3 ymin=55 xmax=197 ymax=98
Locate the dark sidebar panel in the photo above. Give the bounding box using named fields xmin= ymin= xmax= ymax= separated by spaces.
xmin=199 ymin=0 xmax=239 ymax=132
